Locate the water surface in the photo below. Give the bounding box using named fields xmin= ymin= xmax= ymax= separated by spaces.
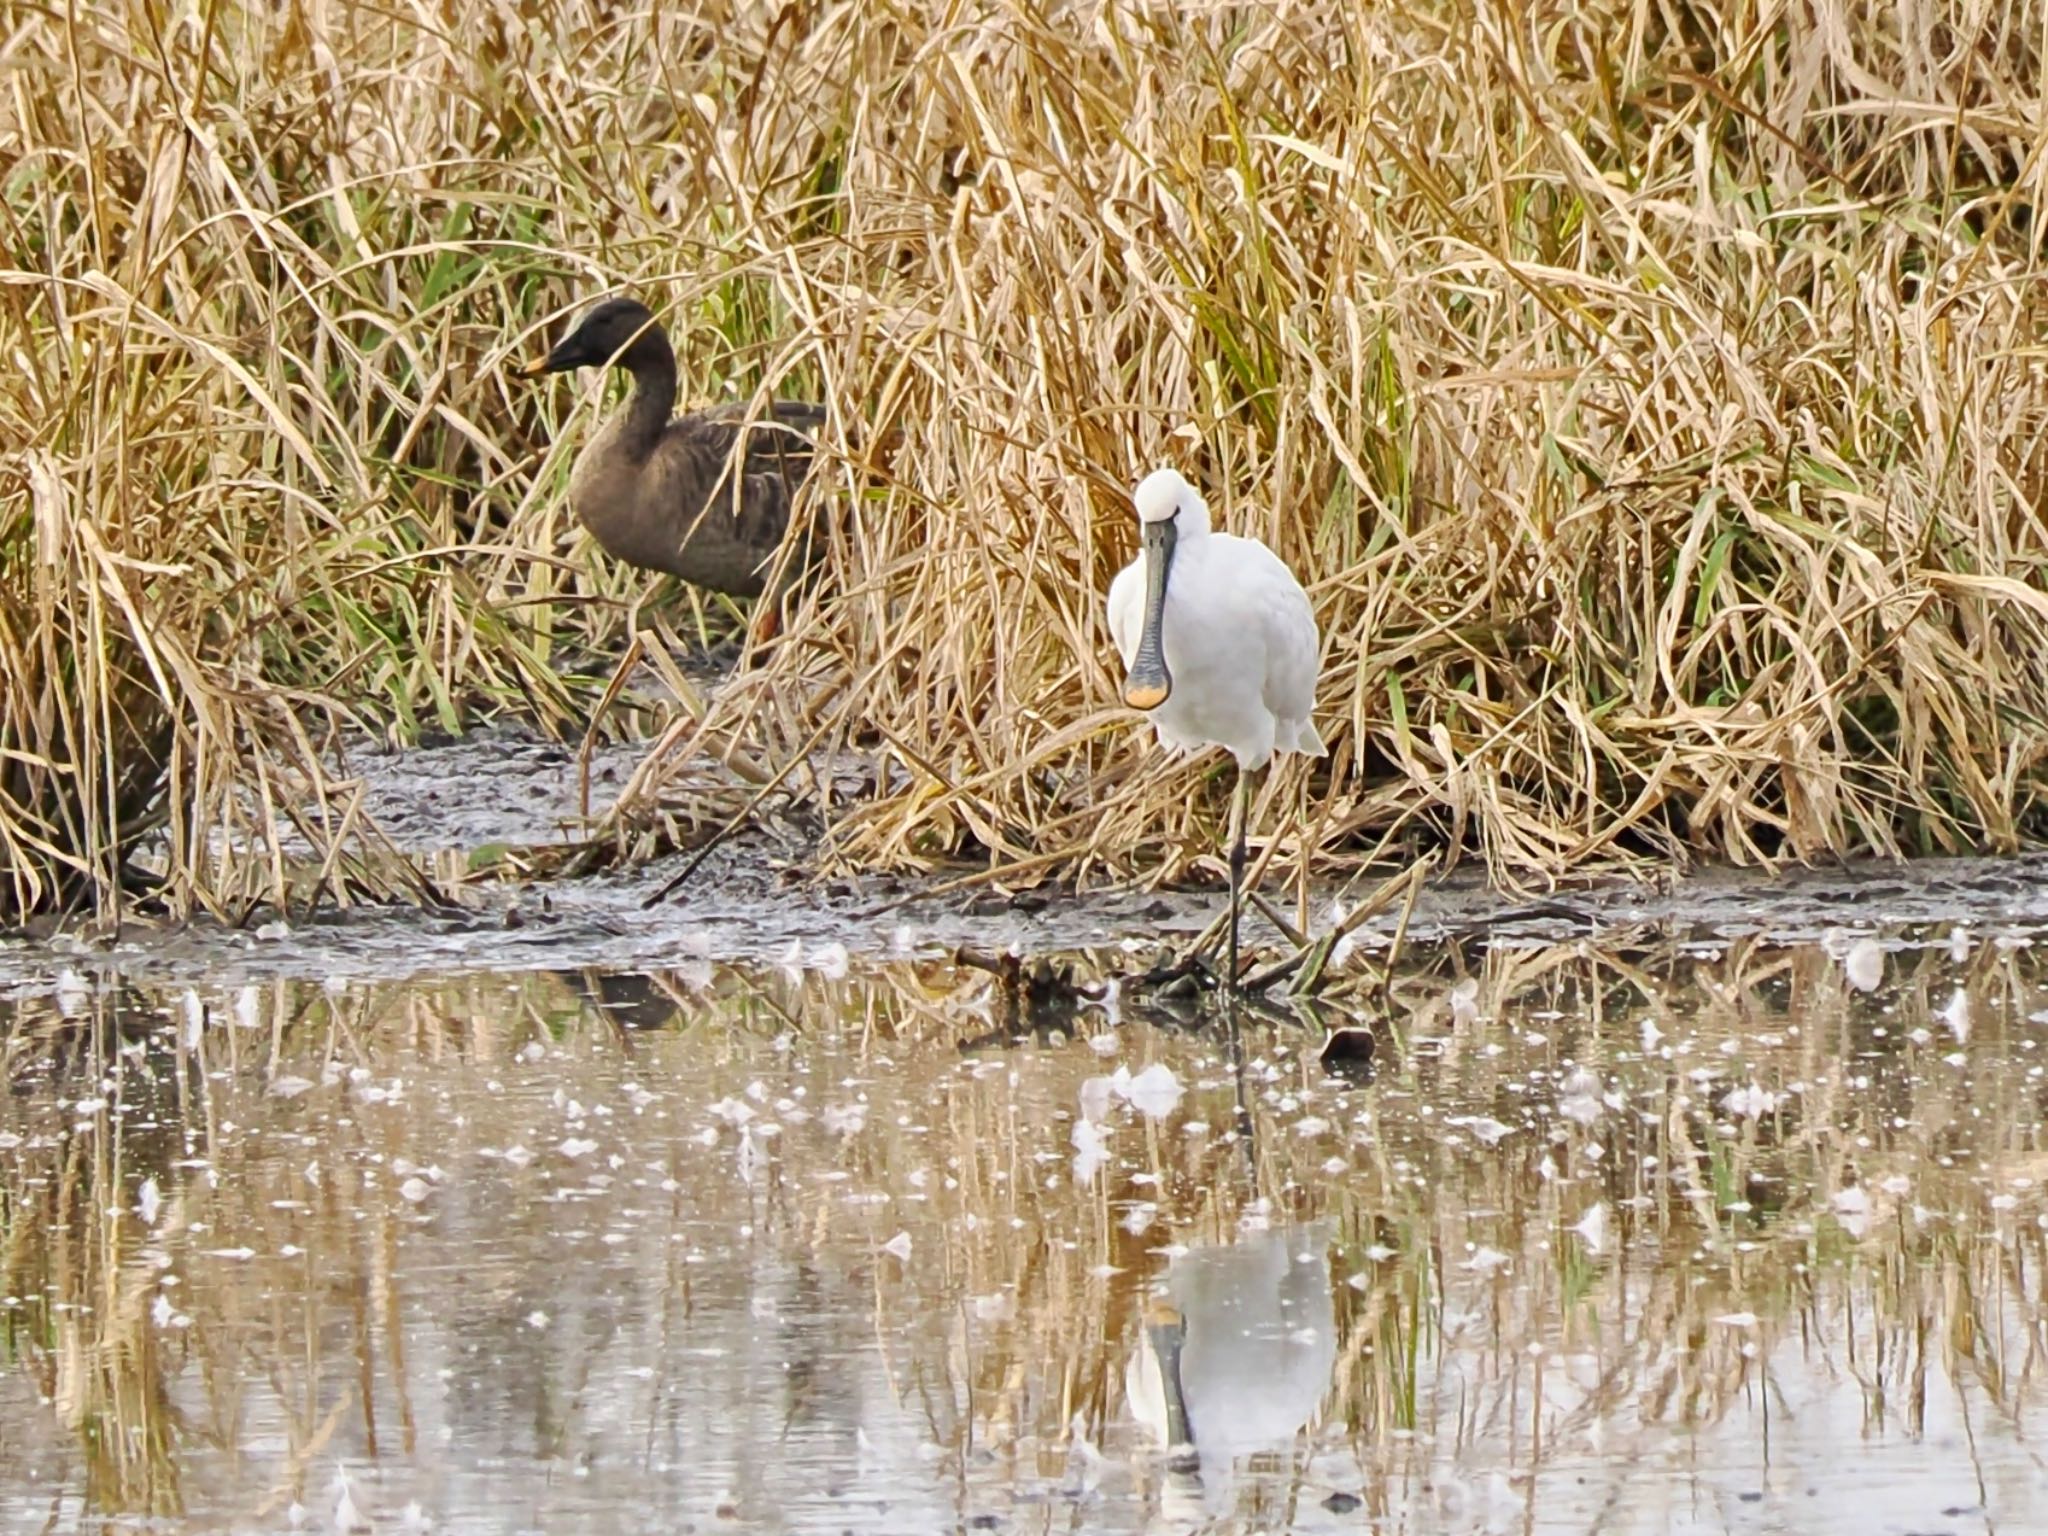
xmin=4 ymin=927 xmax=2045 ymax=1533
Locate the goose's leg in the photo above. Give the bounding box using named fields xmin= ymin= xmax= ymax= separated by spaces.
xmin=1226 ymin=765 xmax=1250 ymax=991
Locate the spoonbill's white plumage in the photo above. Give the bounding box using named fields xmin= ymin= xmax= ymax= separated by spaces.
xmin=1106 ymin=467 xmax=1326 ymax=986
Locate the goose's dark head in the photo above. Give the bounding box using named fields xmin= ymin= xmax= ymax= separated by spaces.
xmin=517 ymin=297 xmax=665 ymax=378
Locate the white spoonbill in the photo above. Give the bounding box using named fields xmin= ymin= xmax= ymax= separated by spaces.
xmin=1106 ymin=467 xmax=1326 ymax=986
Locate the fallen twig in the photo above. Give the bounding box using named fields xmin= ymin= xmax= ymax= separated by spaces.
xmin=1241 ymin=853 xmax=1437 ymax=995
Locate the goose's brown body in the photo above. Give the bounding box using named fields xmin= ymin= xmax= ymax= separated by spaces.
xmin=565 ymin=396 xmax=828 ymax=597
xmin=525 ymin=298 xmax=828 ymax=598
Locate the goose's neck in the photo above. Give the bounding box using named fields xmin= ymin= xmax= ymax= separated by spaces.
xmin=618 ymin=336 xmax=677 ymax=457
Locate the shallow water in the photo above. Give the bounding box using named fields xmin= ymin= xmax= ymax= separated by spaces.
xmin=4 ymin=927 xmax=2046 ymax=1534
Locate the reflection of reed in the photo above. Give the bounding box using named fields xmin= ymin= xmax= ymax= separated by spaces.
xmin=0 ymin=931 xmax=2042 ymax=1527
xmin=4 ymin=995 xmax=187 ymax=1516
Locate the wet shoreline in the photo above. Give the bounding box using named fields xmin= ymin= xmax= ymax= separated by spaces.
xmin=18 ymin=728 xmax=2048 ymax=998
xmin=11 ymin=837 xmax=2048 ymax=1001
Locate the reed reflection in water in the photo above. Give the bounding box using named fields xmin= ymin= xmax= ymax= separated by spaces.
xmin=2 ymin=929 xmax=2045 ymax=1533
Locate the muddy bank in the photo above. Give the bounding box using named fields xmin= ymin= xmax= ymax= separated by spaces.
xmin=11 ymin=727 xmax=2048 ymax=995
xmin=334 ymin=721 xmax=659 ymax=854
xmin=13 ymin=841 xmax=2048 ymax=1002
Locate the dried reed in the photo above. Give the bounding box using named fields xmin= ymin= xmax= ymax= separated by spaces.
xmin=7 ymin=0 xmax=2048 ymax=914
xmin=608 ymin=0 xmax=2048 ymax=889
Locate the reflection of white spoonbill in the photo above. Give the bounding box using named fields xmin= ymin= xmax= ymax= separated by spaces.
xmin=1124 ymin=1224 xmax=1337 ymax=1501
xmin=1107 ymin=468 xmax=1327 ymax=985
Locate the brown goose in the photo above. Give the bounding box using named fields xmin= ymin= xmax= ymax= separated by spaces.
xmin=517 ymin=296 xmax=831 ymax=623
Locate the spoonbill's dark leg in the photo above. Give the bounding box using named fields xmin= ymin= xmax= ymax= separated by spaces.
xmin=1226 ymin=766 xmax=1250 ymax=990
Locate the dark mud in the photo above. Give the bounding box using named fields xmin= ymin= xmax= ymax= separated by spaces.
xmin=12 ymin=728 xmax=2048 ymax=1000
xmin=335 ymin=722 xmax=656 ymax=854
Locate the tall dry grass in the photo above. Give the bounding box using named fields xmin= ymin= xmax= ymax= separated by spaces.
xmin=7 ymin=0 xmax=2048 ymax=914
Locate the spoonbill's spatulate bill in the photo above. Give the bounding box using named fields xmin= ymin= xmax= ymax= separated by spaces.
xmin=1106 ymin=467 xmax=1327 ymax=987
